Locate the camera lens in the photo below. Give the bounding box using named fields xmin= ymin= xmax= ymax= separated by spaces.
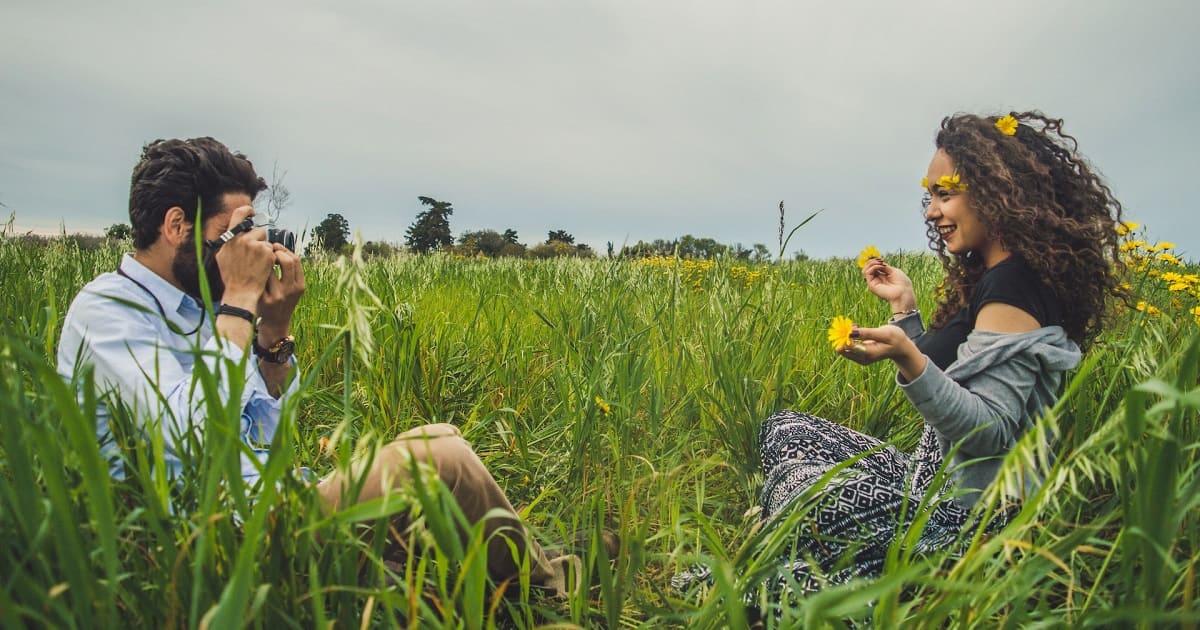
xmin=267 ymin=228 xmax=296 ymax=252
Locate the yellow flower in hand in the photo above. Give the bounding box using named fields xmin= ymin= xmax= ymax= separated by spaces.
xmin=857 ymin=245 xmax=882 ymax=269
xmin=995 ymin=114 xmax=1019 ymax=136
xmin=827 ymin=315 xmax=855 ymax=351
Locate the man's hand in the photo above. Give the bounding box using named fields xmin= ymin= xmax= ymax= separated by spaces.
xmin=257 ymin=244 xmax=305 ymax=345
xmin=862 ymin=258 xmax=917 ymax=314
xmin=214 ymin=205 xmax=275 ymax=312
xmin=837 ymin=324 xmax=927 ymax=381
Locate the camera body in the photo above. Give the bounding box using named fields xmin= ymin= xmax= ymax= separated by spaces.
xmin=267 ymin=228 xmax=296 ymax=252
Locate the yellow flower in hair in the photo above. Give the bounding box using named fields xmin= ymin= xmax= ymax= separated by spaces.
xmin=937 ymin=173 xmax=968 ymax=193
xmin=921 ymin=176 xmax=929 ymax=189
xmin=995 ymin=114 xmax=1019 ymax=136
xmin=827 ymin=315 xmax=855 ymax=351
xmin=857 ymin=245 xmax=882 ymax=269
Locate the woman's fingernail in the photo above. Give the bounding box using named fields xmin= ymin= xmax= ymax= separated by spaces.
xmin=850 ymin=328 xmax=861 ymax=339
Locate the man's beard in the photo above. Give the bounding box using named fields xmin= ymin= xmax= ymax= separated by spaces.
xmin=172 ymin=240 xmax=225 ymax=303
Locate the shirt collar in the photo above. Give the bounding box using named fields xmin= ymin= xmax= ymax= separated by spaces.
xmin=118 ymin=253 xmax=203 ymax=322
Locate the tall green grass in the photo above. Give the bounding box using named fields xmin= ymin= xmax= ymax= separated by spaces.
xmin=1 ymin=236 xmax=1196 ymax=627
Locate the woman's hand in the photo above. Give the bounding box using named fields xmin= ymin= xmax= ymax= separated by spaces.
xmin=837 ymin=324 xmax=927 ymax=381
xmin=862 ymin=258 xmax=917 ymax=314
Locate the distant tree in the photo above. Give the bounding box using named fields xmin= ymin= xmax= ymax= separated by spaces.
xmin=361 ymin=240 xmax=399 ymax=259
xmin=307 ymin=213 xmax=350 ymax=256
xmin=502 ymin=228 xmax=520 ymax=244
xmin=457 ymin=229 xmax=507 ymax=257
xmin=546 ymin=229 xmax=575 ymax=245
xmin=751 ymin=243 xmax=772 ymax=263
xmin=678 ymin=234 xmax=728 ymax=259
xmin=405 ymin=196 xmax=454 ymax=254
xmin=104 ymin=223 xmax=132 ymax=241
xmin=261 ymin=162 xmax=292 ymax=223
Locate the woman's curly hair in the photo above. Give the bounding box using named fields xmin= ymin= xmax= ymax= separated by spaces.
xmin=926 ymin=111 xmax=1126 ymax=349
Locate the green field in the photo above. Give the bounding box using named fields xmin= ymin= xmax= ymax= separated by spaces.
xmin=1 ymin=234 xmax=1197 ymax=628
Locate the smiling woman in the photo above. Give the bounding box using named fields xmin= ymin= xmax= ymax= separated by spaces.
xmin=673 ymin=110 xmax=1129 ymax=618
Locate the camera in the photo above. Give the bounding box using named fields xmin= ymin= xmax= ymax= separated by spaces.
xmin=267 ymin=228 xmax=296 ymax=252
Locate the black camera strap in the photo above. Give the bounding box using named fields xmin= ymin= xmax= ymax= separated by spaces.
xmin=117 ymin=263 xmax=206 ymax=336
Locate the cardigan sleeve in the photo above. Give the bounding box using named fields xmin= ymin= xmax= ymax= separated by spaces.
xmin=897 ymin=338 xmax=1041 ymax=457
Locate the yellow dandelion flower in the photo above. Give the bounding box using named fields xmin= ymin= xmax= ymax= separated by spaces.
xmin=1155 ymin=241 xmax=1176 ymax=250
xmin=1170 ymin=282 xmax=1190 ymax=292
xmin=1191 ymin=306 xmax=1200 ymax=323
xmin=1120 ymin=240 xmax=1145 ymax=252
xmin=857 ymin=245 xmax=882 ymax=269
xmin=936 ymin=173 xmax=968 ymax=192
xmin=1157 ymin=252 xmax=1180 ymax=265
xmin=594 ymin=396 xmax=612 ymax=417
xmin=827 ymin=315 xmax=855 ymax=351
xmin=995 ymin=114 xmax=1019 ymax=136
xmin=921 ymin=176 xmax=929 ymax=189
xmin=1119 ymin=282 xmax=1133 ymax=291
xmin=1115 ymin=220 xmax=1140 ymax=236
xmin=1136 ymin=301 xmax=1161 ymax=316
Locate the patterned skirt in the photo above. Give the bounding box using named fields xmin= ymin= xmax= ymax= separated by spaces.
xmin=673 ymin=410 xmax=991 ymax=599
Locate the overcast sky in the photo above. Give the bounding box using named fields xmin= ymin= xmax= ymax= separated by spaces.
xmin=2 ymin=0 xmax=1197 ymax=260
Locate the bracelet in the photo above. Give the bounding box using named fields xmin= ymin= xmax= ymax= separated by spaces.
xmin=216 ymin=303 xmax=256 ymax=324
xmin=892 ymin=308 xmax=920 ymax=318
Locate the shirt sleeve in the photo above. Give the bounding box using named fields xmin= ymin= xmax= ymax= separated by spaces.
xmin=61 ymin=289 xmax=285 ymax=451
xmin=897 ymin=334 xmax=1040 ymax=457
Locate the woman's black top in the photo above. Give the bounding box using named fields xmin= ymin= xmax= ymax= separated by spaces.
xmin=915 ymin=257 xmax=1062 ymax=371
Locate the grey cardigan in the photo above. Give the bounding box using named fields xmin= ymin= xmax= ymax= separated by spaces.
xmin=898 ymin=326 xmax=1081 ymax=507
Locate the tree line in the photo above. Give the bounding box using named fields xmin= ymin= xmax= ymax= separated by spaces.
xmin=90 ymin=194 xmax=788 ymax=261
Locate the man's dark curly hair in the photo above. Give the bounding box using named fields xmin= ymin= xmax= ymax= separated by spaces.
xmin=128 ymin=137 xmax=266 ymax=249
xmin=927 ymin=111 xmax=1125 ymax=348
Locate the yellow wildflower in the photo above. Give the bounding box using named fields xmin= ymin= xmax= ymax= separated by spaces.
xmin=594 ymin=396 xmax=612 ymax=417
xmin=1155 ymin=241 xmax=1176 ymax=250
xmin=936 ymin=173 xmax=967 ymax=192
xmin=921 ymin=176 xmax=929 ymax=189
xmin=995 ymin=114 xmax=1019 ymax=136
xmin=1115 ymin=220 xmax=1140 ymax=236
xmin=1136 ymin=301 xmax=1161 ymax=316
xmin=1157 ymin=252 xmax=1180 ymax=265
xmin=857 ymin=245 xmax=882 ymax=269
xmin=1192 ymin=306 xmax=1200 ymax=323
xmin=1120 ymin=240 xmax=1145 ymax=252
xmin=1170 ymin=282 xmax=1190 ymax=292
xmin=827 ymin=315 xmax=855 ymax=351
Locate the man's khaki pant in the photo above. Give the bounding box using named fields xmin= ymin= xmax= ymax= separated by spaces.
xmin=315 ymin=423 xmax=553 ymax=583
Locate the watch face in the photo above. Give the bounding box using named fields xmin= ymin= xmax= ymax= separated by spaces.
xmin=259 ymin=336 xmax=295 ymax=362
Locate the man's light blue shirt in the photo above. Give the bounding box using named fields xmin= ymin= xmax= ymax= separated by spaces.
xmin=56 ymin=253 xmax=295 ymax=486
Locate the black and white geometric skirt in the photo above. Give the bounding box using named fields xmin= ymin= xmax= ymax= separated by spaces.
xmin=673 ymin=410 xmax=997 ymax=600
